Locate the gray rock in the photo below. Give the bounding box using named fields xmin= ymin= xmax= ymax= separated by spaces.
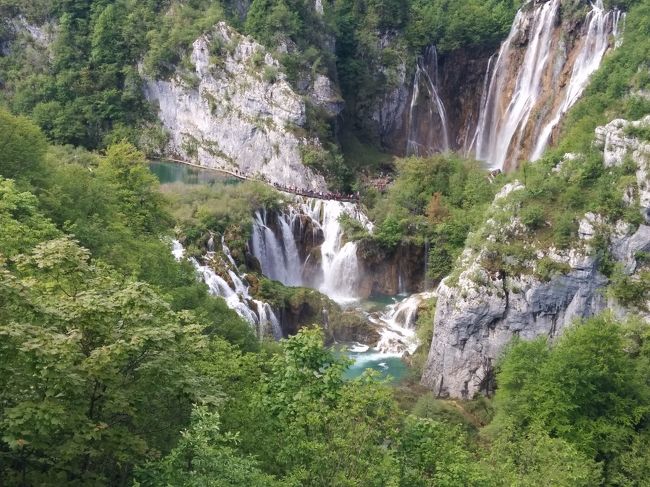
xmin=422 ymin=117 xmax=650 ymax=399
xmin=143 ymin=22 xmax=327 ymax=191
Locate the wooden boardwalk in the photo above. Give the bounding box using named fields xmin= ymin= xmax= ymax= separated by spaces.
xmin=156 ymin=157 xmax=360 ymax=203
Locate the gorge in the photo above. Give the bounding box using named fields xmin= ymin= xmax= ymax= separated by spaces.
xmin=2 ymin=0 xmax=650 ymax=483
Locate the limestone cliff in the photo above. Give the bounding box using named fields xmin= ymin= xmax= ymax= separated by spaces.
xmin=421 ymin=117 xmax=650 ymax=399
xmin=143 ymin=22 xmax=328 ymax=191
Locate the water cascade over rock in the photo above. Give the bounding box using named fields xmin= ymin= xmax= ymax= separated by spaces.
xmin=369 ymin=292 xmax=436 ymax=355
xmin=172 ymin=239 xmax=282 ymax=339
xmin=406 ymin=46 xmax=450 ymax=156
xmin=251 ymin=197 xmax=372 ymax=303
xmin=531 ymin=1 xmax=625 ymax=160
xmin=249 ymin=195 xmax=435 ymax=357
xmin=472 ymin=0 xmax=623 ymax=170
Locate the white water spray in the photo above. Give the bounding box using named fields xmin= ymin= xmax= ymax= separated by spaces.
xmin=473 ymin=0 xmax=621 ymax=169
xmin=251 ymin=196 xmax=372 ymax=304
xmin=172 ymin=239 xmax=282 ymax=339
xmin=532 ymin=1 xmax=624 ymax=160
xmin=474 ymin=0 xmax=561 ymax=169
xmin=406 ymin=45 xmax=450 ymax=156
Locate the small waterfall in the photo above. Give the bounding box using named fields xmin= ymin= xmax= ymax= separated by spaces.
xmin=314 ymin=200 xmax=363 ymax=302
xmin=172 ymin=240 xmax=185 ymax=260
xmin=474 ymin=0 xmax=560 ymax=169
xmin=251 ymin=208 xmax=303 ymax=286
xmin=406 ymin=45 xmax=450 ymax=156
xmin=172 ymin=239 xmax=282 ymax=339
xmin=473 ymin=0 xmax=622 ymax=169
xmin=251 ymin=196 xmax=372 ymax=304
xmin=370 ymin=292 xmax=435 ymax=355
xmin=531 ymin=2 xmax=624 ymax=160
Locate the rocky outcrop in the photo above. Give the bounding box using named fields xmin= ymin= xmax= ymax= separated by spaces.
xmin=358 ymin=241 xmax=426 ymax=296
xmin=595 ymin=116 xmax=650 ymax=222
xmin=421 ymin=117 xmax=650 ymax=399
xmin=143 ymin=22 xmax=327 ymax=191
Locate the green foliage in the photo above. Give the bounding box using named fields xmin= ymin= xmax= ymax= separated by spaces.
xmin=136 ymin=406 xmax=280 ymax=487
xmin=407 ymin=0 xmax=520 ymax=53
xmin=534 ymin=257 xmax=571 ymax=282
xmin=609 ymin=265 xmax=650 ymax=309
xmin=0 ymin=109 xmax=47 ymax=181
xmin=144 ymin=1 xmax=225 ymax=77
xmin=1 ymin=0 xmax=158 ymax=148
xmin=0 ymin=237 xmax=223 ymax=485
xmin=399 ymin=416 xmax=487 ymax=486
xmin=486 ymin=427 xmax=603 ymax=486
xmin=367 ymin=154 xmax=495 ymax=283
xmin=519 ymin=203 xmax=545 ymax=230
xmin=0 ymin=178 xmax=58 ymax=257
xmin=490 ymin=314 xmax=650 ymax=484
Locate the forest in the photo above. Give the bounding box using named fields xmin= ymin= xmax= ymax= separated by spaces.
xmin=1 ymin=0 xmax=650 ymax=485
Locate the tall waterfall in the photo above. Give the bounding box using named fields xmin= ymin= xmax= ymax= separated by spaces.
xmin=531 ymin=1 xmax=625 ymax=160
xmin=472 ymin=0 xmax=622 ymax=169
xmin=251 ymin=197 xmax=372 ymax=303
xmin=473 ymin=0 xmax=560 ymax=169
xmin=172 ymin=239 xmax=282 ymax=339
xmin=406 ymin=46 xmax=450 ymax=156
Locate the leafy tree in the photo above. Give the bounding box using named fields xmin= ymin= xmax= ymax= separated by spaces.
xmin=398 ymin=416 xmax=487 ymax=486
xmin=135 ymin=406 xmax=281 ymax=487
xmin=486 ymin=427 xmax=602 ymax=486
xmin=0 ymin=178 xmax=58 ymax=258
xmin=0 ymin=109 xmax=47 ymax=181
xmin=490 ymin=314 xmax=650 ymax=483
xmin=0 ymin=237 xmax=223 ymax=485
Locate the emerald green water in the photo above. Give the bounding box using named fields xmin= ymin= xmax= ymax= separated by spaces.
xmin=149 ymin=161 xmax=240 ymax=186
xmin=343 ymin=351 xmax=408 ymax=383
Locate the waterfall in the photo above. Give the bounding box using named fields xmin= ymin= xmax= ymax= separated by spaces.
xmin=250 ymin=208 xmax=303 ymax=286
xmin=172 ymin=240 xmax=185 ymax=260
xmin=251 ymin=196 xmax=372 ymax=304
xmin=370 ymin=292 xmax=435 ymax=355
xmin=474 ymin=0 xmax=560 ymax=169
xmin=473 ymin=0 xmax=622 ymax=169
xmin=531 ymin=2 xmax=624 ymax=160
xmin=406 ymin=45 xmax=450 ymax=156
xmin=172 ymin=239 xmax=282 ymax=339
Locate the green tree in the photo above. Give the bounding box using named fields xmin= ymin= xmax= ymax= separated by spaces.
xmin=0 ymin=237 xmax=222 ymax=485
xmin=0 ymin=109 xmax=47 ymax=181
xmin=136 ymin=406 xmax=281 ymax=487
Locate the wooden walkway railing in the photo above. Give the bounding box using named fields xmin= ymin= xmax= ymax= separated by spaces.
xmin=155 ymin=158 xmax=360 ymax=203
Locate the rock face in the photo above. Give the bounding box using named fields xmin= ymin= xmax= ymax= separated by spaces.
xmin=143 ymin=22 xmax=327 ymax=191
xmin=595 ymin=116 xmax=650 ymax=222
xmin=376 ymin=46 xmax=493 ymax=157
xmin=421 ymin=118 xmax=650 ymax=399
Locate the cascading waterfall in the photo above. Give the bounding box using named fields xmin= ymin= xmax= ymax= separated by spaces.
xmin=472 ymin=0 xmax=623 ymax=169
xmin=251 ymin=196 xmax=372 ymax=304
xmin=473 ymin=0 xmax=561 ymax=169
xmin=250 ymin=208 xmax=303 ymax=286
xmin=531 ymin=1 xmax=624 ymax=160
xmin=172 ymin=239 xmax=282 ymax=339
xmin=406 ymin=45 xmax=450 ymax=156
xmin=369 ymin=292 xmax=436 ymax=355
